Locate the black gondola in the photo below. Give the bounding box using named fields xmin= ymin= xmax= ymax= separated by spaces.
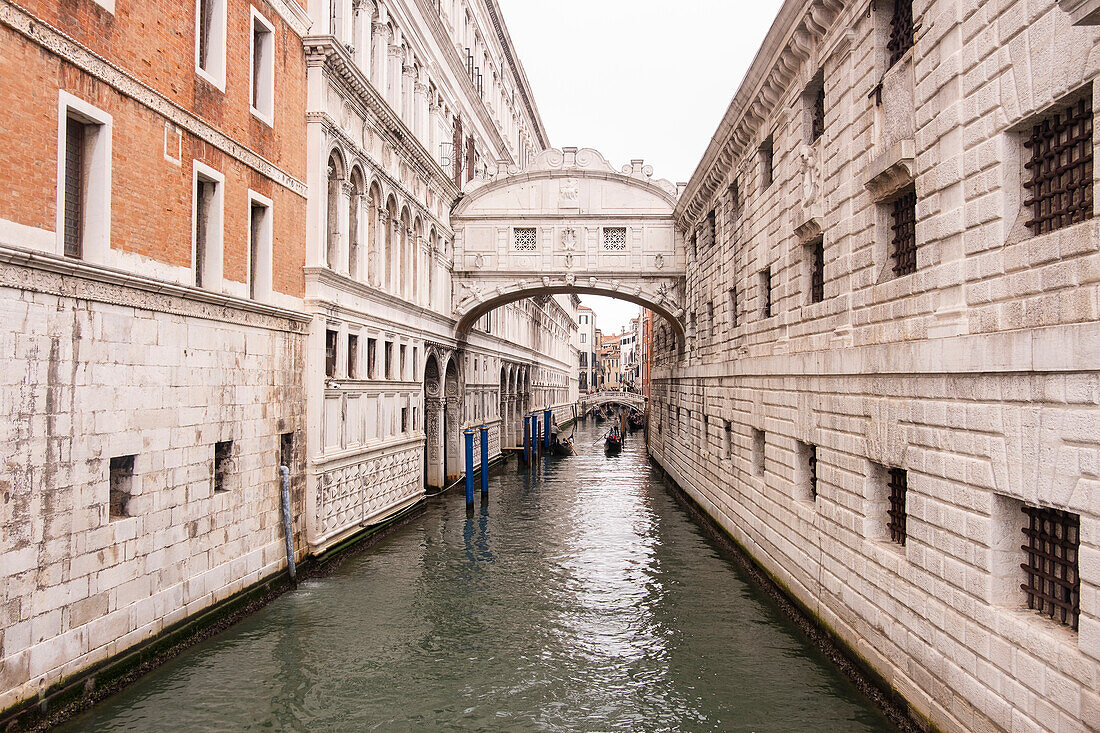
xmin=604 ymin=426 xmax=622 ymax=454
xmin=628 ymin=411 xmax=646 ymax=431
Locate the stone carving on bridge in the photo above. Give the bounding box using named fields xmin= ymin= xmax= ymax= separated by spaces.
xmin=317 ymin=447 xmax=421 ymax=536
xmin=561 ymin=228 xmax=577 ymax=250
xmin=559 ymin=178 xmax=580 ymax=204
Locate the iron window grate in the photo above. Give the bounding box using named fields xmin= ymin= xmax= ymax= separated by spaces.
xmin=887 ymin=0 xmax=914 ymax=68
xmin=887 ymin=467 xmax=907 ymax=546
xmin=762 ymin=269 xmax=773 ymax=317
xmin=811 ymin=83 xmax=825 ymax=143
xmin=808 ymin=444 xmax=818 ymax=501
xmin=891 ymin=186 xmax=917 ymax=277
xmin=1021 ymin=506 xmax=1080 ymax=630
xmin=810 ymin=238 xmax=825 ymax=303
xmin=1024 ymin=96 xmax=1093 ymax=235
xmin=64 ymin=118 xmax=84 ymax=258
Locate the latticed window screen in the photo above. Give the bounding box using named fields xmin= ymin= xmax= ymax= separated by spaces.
xmin=891 ymin=186 xmax=917 ymax=276
xmin=1024 ymin=96 xmax=1094 ymax=236
xmin=513 ymin=227 xmax=537 ymax=251
xmin=887 ymin=0 xmax=914 ymax=68
xmin=1021 ymin=507 xmax=1080 ymax=630
xmin=810 ymin=237 xmax=825 ymax=303
xmin=602 ymin=227 xmax=627 ymax=251
xmin=887 ymin=468 xmax=907 ymax=546
xmin=64 ymin=118 xmax=85 ymax=259
xmin=811 ymin=83 xmax=825 ymax=143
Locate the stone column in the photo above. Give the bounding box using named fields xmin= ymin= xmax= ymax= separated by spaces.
xmin=337 ymin=181 xmax=352 ymax=274
xmin=353 ymin=0 xmax=374 ymax=71
xmin=387 ymin=44 xmax=403 ymax=113
xmin=374 ymin=207 xmax=387 ymax=289
xmin=413 ymin=80 xmax=428 ymax=144
xmin=390 ymin=216 xmax=402 ymax=293
xmin=371 ymin=22 xmax=390 ymax=92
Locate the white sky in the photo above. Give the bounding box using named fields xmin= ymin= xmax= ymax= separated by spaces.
xmin=496 ymin=0 xmax=786 ymax=334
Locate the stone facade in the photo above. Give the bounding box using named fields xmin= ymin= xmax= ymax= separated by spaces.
xmin=652 ymin=1 xmax=1100 ymax=731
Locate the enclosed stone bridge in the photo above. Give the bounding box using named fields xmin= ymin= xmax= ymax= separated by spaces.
xmin=451 ymin=148 xmax=686 ymax=336
xmin=580 ymin=391 xmax=647 ymax=412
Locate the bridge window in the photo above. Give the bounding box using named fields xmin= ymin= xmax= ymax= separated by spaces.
xmin=513 ymin=227 xmax=537 ymax=251
xmin=602 ymin=227 xmax=627 ymax=251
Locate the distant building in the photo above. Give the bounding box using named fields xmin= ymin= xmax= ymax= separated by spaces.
xmin=575 ymin=305 xmax=597 ymax=392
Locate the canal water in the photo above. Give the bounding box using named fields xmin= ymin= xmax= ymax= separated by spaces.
xmin=60 ymin=420 xmax=896 ymax=732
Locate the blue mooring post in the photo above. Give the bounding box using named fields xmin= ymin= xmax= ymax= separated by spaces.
xmin=464 ymin=428 xmax=474 ymax=506
xmin=479 ymin=424 xmax=489 ymax=493
xmin=523 ymin=414 xmax=530 ymax=464
xmin=544 ymin=408 xmax=552 ymax=449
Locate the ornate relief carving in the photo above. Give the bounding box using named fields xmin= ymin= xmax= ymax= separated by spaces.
xmin=559 ymin=178 xmax=580 ymax=204
xmin=317 ymin=447 xmax=422 ymax=534
xmin=561 ymin=228 xmax=577 ymax=250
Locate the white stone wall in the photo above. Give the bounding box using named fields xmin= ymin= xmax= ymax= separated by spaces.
xmin=0 ymin=261 xmax=307 ymax=713
xmin=654 ymin=1 xmax=1100 ymax=731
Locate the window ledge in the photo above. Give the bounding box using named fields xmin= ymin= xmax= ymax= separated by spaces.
xmin=1058 ymin=0 xmax=1100 ymax=24
xmin=864 ymin=139 xmax=915 ymax=202
xmin=250 ymin=106 xmax=274 ymax=127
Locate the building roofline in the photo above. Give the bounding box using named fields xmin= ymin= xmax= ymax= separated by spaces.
xmin=483 ymin=0 xmax=552 ymax=149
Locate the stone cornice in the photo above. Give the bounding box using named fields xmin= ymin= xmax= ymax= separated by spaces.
xmin=305 ymin=36 xmax=461 ymax=203
xmin=266 ymin=0 xmax=312 ymax=37
xmin=409 ymin=0 xmax=520 ymax=162
xmin=0 ymin=0 xmax=308 ymax=198
xmin=0 ymin=245 xmax=311 ymax=331
xmin=480 ymin=0 xmax=551 ymax=149
xmin=676 ymin=0 xmax=849 ymax=228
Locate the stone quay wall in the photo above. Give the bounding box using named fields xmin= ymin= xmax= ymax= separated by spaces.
xmin=0 ymin=254 xmax=308 ymax=715
xmin=652 ymin=1 xmax=1100 ymax=731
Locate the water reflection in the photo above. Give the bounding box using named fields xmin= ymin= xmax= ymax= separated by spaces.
xmin=60 ymin=421 xmax=896 ymax=733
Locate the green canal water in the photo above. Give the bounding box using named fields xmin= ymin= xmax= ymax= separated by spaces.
xmin=60 ymin=421 xmax=897 ymax=732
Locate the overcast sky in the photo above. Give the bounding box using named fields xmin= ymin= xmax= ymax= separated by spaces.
xmin=496 ymin=0 xmax=786 ymax=334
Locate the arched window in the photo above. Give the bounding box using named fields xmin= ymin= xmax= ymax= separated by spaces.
xmin=326 ymin=152 xmax=344 ymax=268
xmin=348 ymin=168 xmax=364 ymax=278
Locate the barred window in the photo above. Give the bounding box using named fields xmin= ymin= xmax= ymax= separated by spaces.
xmin=760 ymin=268 xmax=773 ymax=317
xmin=807 ymin=444 xmax=818 ymax=501
xmin=809 ymin=237 xmax=825 ymax=303
xmin=728 ymin=287 xmax=738 ymax=328
xmin=890 ymin=185 xmax=917 ymax=277
xmin=1024 ymin=95 xmax=1094 ymax=236
xmin=513 ymin=227 xmax=537 ymax=251
xmin=887 ymin=0 xmax=914 ymax=68
xmin=887 ymin=468 xmax=907 ymax=546
xmin=1021 ymin=506 xmax=1080 ymax=630
xmin=808 ymin=71 xmax=825 ymax=143
xmin=63 ymin=118 xmax=85 ymax=258
xmin=760 ymin=136 xmax=774 ymax=188
xmin=602 ymin=227 xmax=627 ymax=251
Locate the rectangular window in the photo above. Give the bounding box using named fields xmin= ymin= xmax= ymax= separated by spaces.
xmin=723 ymin=420 xmax=732 ymax=460
xmin=279 ymin=431 xmax=294 ymax=471
xmin=752 ymin=429 xmax=766 ymax=477
xmin=728 ymin=287 xmax=738 ymax=328
xmin=196 ymin=0 xmax=226 ymax=90
xmin=325 ymin=329 xmax=338 ymax=378
xmin=580 ymin=333 xmax=586 ymax=344
xmin=385 ymin=341 xmax=393 ymax=379
xmin=401 ymin=407 xmax=409 ymax=433
xmin=1024 ymin=95 xmax=1094 ymax=236
xmin=108 ymin=455 xmax=135 ymax=521
xmin=347 ymin=334 xmax=359 ymax=378
xmin=213 ymin=440 xmax=232 ymax=493
xmin=400 ymin=344 xmax=407 ymax=379
xmin=759 ymin=268 xmax=773 ymax=318
xmin=808 ymin=236 xmax=825 ymax=303
xmin=367 ymin=337 xmax=377 ymax=378
xmin=887 ymin=467 xmax=907 ymax=546
xmin=513 ymin=227 xmax=537 ymax=251
xmin=63 ymin=117 xmax=85 ymax=258
xmin=760 ymin=135 xmax=774 ymax=189
xmin=890 ymin=185 xmax=917 ymax=277
xmin=602 ymin=227 xmax=627 ymax=251
xmin=1021 ymin=506 xmax=1080 ymax=630
xmin=808 ymin=70 xmax=826 ymax=143
xmin=250 ymin=9 xmax=275 ymax=123
xmin=248 ymin=193 xmax=272 ymax=301
xmin=58 ymin=94 xmax=111 ymax=261
xmin=797 ymin=441 xmax=818 ymax=502
xmin=193 ymin=163 xmax=224 ymax=289
xmin=887 ymin=0 xmax=915 ymax=68
xmin=727 ymin=180 xmax=739 ymax=228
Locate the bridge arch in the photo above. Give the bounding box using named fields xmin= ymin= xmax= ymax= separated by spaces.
xmin=450 ymin=147 xmax=686 ymax=337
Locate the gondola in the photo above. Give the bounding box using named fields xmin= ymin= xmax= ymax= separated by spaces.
xmin=628 ymin=411 xmax=646 ymax=431
xmin=549 ymin=435 xmax=575 ymax=456
xmin=604 ymin=427 xmax=622 ymax=454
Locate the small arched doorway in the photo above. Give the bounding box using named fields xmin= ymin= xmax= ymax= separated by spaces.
xmin=443 ymin=355 xmax=462 ymax=484
xmin=423 ymin=353 xmax=443 ymax=490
